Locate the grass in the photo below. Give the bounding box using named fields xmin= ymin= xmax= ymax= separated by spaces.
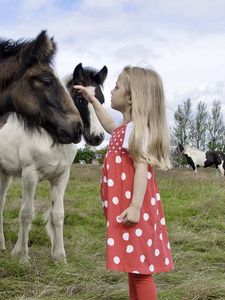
xmin=0 ymin=165 xmax=225 ymax=299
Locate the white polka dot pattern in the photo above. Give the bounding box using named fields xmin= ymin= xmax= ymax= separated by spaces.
xmin=147 ymin=239 xmax=152 ymax=247
xmin=107 ymin=179 xmax=114 ymax=187
xmin=113 ymin=256 xmax=120 ymax=264
xmin=126 ymin=245 xmax=134 ymax=253
xmin=160 ymin=218 xmax=166 ymax=225
xmin=149 ymin=264 xmax=155 ymax=272
xmin=143 ymin=213 xmax=149 ymax=221
xmin=147 ymin=172 xmax=152 ymax=179
xmin=101 ymin=123 xmax=173 ymax=274
xmin=140 ymin=255 xmax=145 ymax=263
xmin=135 ymin=229 xmax=142 ymax=237
xmin=112 ymin=197 xmax=119 ymax=205
xmin=122 ymin=233 xmax=129 ymax=241
xmin=151 ymin=197 xmax=156 ymax=205
xmin=116 ymin=216 xmax=123 ymax=223
xmin=155 ymin=249 xmax=160 ymax=256
xmin=107 ymin=238 xmax=114 ymax=246
xmin=115 ymin=156 xmax=122 ymax=163
xmin=125 ymin=191 xmax=131 ymax=199
xmin=121 ymin=172 xmax=126 ymax=180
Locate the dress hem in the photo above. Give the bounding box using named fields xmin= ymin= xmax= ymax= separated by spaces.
xmin=106 ymin=264 xmax=174 ymax=275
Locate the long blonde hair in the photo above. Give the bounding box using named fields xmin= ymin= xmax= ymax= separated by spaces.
xmin=122 ymin=66 xmax=170 ymax=169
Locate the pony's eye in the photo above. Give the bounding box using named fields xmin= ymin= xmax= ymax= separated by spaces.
xmin=32 ymin=76 xmax=54 ymax=87
xmin=41 ymin=78 xmax=54 ymax=86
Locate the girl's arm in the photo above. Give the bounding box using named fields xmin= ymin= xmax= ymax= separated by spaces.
xmin=119 ymin=161 xmax=148 ymax=225
xmin=73 ymin=85 xmax=115 ymax=134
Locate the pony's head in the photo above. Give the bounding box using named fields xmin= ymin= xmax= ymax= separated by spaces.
xmin=0 ymin=31 xmax=83 ymax=144
xmin=66 ymin=63 xmax=107 ymax=146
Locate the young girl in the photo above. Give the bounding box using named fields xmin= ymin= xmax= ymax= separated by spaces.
xmin=74 ymin=66 xmax=174 ymax=300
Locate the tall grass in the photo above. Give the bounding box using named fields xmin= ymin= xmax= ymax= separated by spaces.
xmin=0 ymin=166 xmax=225 ymax=299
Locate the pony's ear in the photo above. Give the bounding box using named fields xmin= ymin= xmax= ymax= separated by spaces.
xmin=94 ymin=66 xmax=108 ymax=85
xmin=20 ymin=30 xmax=56 ymax=67
xmin=73 ymin=63 xmax=84 ymax=79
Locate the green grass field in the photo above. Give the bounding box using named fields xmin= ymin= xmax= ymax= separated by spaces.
xmin=0 ymin=165 xmax=225 ymax=300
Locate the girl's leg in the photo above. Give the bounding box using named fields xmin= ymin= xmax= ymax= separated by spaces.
xmin=128 ymin=273 xmax=138 ymax=300
xmin=129 ymin=273 xmax=157 ymax=300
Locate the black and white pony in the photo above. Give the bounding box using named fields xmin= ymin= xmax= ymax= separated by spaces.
xmin=0 ymin=31 xmax=107 ymax=262
xmin=65 ymin=62 xmax=107 ymax=146
xmin=178 ymin=144 xmax=225 ymax=175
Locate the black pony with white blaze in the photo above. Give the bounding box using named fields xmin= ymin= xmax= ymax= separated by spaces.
xmin=66 ymin=63 xmax=107 ymax=146
xmin=0 ymin=31 xmax=106 ymax=263
xmin=178 ymin=144 xmax=225 ymax=175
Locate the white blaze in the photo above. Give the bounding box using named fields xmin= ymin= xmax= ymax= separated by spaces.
xmin=86 ymin=86 xmax=104 ymax=136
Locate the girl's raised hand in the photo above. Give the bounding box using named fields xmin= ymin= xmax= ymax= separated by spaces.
xmin=73 ymin=85 xmax=96 ymax=104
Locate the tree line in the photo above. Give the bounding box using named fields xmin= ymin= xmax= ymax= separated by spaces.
xmin=172 ymin=99 xmax=225 ymax=152
xmin=74 ymin=146 xmax=107 ymax=164
xmin=74 ymin=99 xmax=225 ymax=166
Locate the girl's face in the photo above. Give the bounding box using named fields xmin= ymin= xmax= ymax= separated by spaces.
xmin=111 ymin=72 xmax=130 ymax=113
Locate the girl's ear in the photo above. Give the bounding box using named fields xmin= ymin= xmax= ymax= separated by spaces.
xmin=127 ymin=97 xmax=132 ymax=104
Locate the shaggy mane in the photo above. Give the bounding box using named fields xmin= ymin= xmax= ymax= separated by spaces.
xmin=0 ymin=39 xmax=27 ymax=60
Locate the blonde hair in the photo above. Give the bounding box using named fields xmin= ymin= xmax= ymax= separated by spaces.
xmin=122 ymin=66 xmax=170 ymax=169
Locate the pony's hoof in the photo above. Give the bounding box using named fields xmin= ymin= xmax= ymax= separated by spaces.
xmin=53 ymin=255 xmax=67 ymax=264
xmin=20 ymin=256 xmax=31 ymax=264
xmin=12 ymin=245 xmax=29 ymax=259
xmin=0 ymin=239 xmax=6 ymax=250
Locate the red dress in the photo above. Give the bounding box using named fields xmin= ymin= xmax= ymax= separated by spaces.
xmin=101 ymin=122 xmax=174 ymax=274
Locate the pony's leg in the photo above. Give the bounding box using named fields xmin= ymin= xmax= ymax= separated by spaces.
xmin=45 ymin=169 xmax=70 ymax=262
xmin=0 ymin=174 xmax=12 ymax=250
xmin=12 ymin=166 xmax=38 ymax=261
xmin=217 ymin=164 xmax=225 ymax=176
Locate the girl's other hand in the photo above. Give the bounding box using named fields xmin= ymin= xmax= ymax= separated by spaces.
xmin=73 ymin=85 xmax=96 ymax=104
xmin=119 ymin=206 xmax=140 ymax=226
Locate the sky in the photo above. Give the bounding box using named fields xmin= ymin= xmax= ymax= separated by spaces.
xmin=1 ymin=0 xmax=225 ymax=148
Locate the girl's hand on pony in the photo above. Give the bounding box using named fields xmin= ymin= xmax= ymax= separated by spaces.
xmin=119 ymin=206 xmax=140 ymax=226
xmin=73 ymin=85 xmax=96 ymax=104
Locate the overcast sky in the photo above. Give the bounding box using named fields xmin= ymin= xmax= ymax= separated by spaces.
xmin=1 ymin=0 xmax=225 ymax=148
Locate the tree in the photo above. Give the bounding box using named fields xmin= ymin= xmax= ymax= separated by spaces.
xmin=207 ymin=100 xmax=225 ymax=151
xmin=95 ymin=147 xmax=108 ymax=164
xmin=173 ymin=98 xmax=193 ymax=146
xmin=191 ymin=101 xmax=208 ymax=150
xmin=73 ymin=146 xmax=95 ymax=163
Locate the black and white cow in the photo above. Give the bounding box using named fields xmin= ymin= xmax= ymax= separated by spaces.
xmin=178 ymin=144 xmax=225 ymax=175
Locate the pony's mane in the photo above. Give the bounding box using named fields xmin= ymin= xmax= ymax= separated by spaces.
xmin=0 ymin=31 xmax=56 ymax=66
xmin=84 ymin=67 xmax=102 ymax=81
xmin=0 ymin=39 xmax=27 ymax=60
xmin=67 ymin=65 xmax=106 ymax=88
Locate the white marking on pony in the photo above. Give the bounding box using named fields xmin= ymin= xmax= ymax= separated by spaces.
xmin=0 ymin=113 xmax=77 ymax=262
xmin=183 ymin=146 xmax=206 ymax=172
xmin=217 ymin=154 xmax=225 ymax=176
xmin=182 ymin=145 xmax=225 ymax=175
xmin=86 ymin=86 xmax=104 ymax=136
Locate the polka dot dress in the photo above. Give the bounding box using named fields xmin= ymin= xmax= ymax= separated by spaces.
xmin=101 ymin=122 xmax=174 ymax=275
